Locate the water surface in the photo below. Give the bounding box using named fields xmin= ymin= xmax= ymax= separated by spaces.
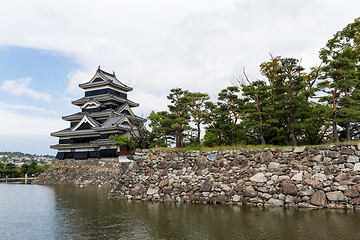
xmin=1 ymin=182 xmax=360 ymax=239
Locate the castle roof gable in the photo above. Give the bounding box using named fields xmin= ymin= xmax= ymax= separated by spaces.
xmin=71 ymin=114 xmax=99 ymax=131
xmin=79 ymin=66 xmax=133 ymax=92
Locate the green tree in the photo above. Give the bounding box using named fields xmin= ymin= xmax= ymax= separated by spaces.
xmin=203 ymin=101 xmax=223 ymax=146
xmin=167 ymin=88 xmax=191 ymax=148
xmin=0 ymin=161 xmax=4 ymax=169
xmin=109 ymin=135 xmax=134 ymax=147
xmin=273 ymin=58 xmax=308 ymax=146
xmin=319 ymin=17 xmax=360 ymax=142
xmin=127 ymin=123 xmax=155 ymax=149
xmin=317 ymin=57 xmax=358 ymax=142
xmin=185 ymin=92 xmax=210 ymax=145
xmin=20 ymin=163 xmax=29 ymax=176
xmin=147 ymin=110 xmax=172 ymax=147
xmin=26 ymin=161 xmax=39 ymax=176
xmin=2 ymin=163 xmax=20 ymax=178
xmin=217 ymin=86 xmax=243 ymax=146
xmin=241 ymin=80 xmax=277 ymax=145
xmin=300 ymin=102 xmax=332 ymax=145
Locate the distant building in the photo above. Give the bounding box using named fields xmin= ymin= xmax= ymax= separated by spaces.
xmin=51 ymin=67 xmax=146 ymax=159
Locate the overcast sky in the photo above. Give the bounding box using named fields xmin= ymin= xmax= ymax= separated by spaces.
xmin=0 ymin=0 xmax=359 ymax=155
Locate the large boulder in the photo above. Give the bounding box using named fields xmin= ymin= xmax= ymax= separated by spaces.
xmin=172 ymin=163 xmax=185 ymax=169
xmin=146 ymin=187 xmax=159 ymax=195
xmin=354 ymin=163 xmax=360 ymax=171
xmin=128 ymin=161 xmax=139 ymax=171
xmin=294 ymin=146 xmax=306 ymax=153
xmin=335 ymin=173 xmax=350 ymax=182
xmin=310 ymin=190 xmax=326 ymax=206
xmin=268 ymin=162 xmax=280 ymax=170
xmin=313 ymin=173 xmax=327 ymax=182
xmin=291 ymin=172 xmax=303 ymax=181
xmin=233 ymin=195 xmax=241 ymax=202
xmin=312 ymin=155 xmax=324 ymax=162
xmin=347 ymin=156 xmax=359 ymax=163
xmin=244 ymin=186 xmax=258 ymax=197
xmin=341 ymin=147 xmax=354 ymax=155
xmin=344 ymin=190 xmax=360 ymax=198
xmin=199 ymin=184 xmax=214 ymax=192
xmin=268 ymin=198 xmax=284 ymax=207
xmin=260 ymin=151 xmax=273 ymax=164
xmin=250 ymin=173 xmax=267 ymax=183
xmin=206 ymin=153 xmax=218 ymax=161
xmin=158 ymin=161 xmax=169 ymax=169
xmin=282 ymin=183 xmax=297 ymax=195
xmin=214 ymin=158 xmax=228 ymax=168
xmin=196 ymin=155 xmax=208 ymax=168
xmin=326 ymin=191 xmax=346 ymax=201
xmin=326 ymin=151 xmax=341 ymax=159
xmin=282 ymin=147 xmax=293 ymax=152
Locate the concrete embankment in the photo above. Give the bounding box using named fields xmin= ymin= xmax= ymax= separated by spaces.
xmin=109 ymin=144 xmax=360 ymax=209
xmin=33 ymin=158 xmax=118 ymax=186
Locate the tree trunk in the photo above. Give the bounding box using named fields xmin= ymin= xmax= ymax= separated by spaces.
xmin=176 ymin=132 xmax=182 ymax=148
xmin=259 ymin=126 xmax=265 ymax=145
xmin=291 ymin=128 xmax=297 ymax=146
xmin=283 ymin=136 xmax=290 ymax=146
xmin=216 ymin=131 xmax=220 ymax=146
xmin=231 ymin=128 xmax=236 ymax=146
xmin=197 ymin=123 xmax=201 ymax=145
xmin=346 ymin=122 xmax=351 ymax=141
xmin=289 ymin=108 xmax=297 ymax=146
xmin=332 ymin=98 xmax=339 ymax=143
xmin=333 ymin=121 xmax=339 ymax=143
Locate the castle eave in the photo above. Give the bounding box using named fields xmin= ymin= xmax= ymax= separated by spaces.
xmin=50 ymin=139 xmax=116 ymax=150
xmin=79 ymin=81 xmax=133 ymax=92
xmin=72 ymin=94 xmax=139 ymax=107
xmin=51 ymin=128 xmax=98 ymax=137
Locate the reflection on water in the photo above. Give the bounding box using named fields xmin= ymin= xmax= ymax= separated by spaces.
xmin=1 ymin=183 xmax=360 ymax=239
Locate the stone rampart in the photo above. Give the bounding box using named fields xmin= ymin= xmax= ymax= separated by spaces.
xmin=33 ymin=158 xmax=118 ymax=186
xmin=109 ymin=144 xmax=360 ymax=209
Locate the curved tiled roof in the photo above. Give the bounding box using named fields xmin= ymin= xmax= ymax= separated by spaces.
xmin=79 ymin=67 xmax=133 ymax=91
xmin=71 ymin=94 xmax=139 ymax=107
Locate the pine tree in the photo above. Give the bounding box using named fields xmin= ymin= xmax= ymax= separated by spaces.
xmin=185 ymin=92 xmax=210 ymax=145
xmin=319 ymin=17 xmax=360 ymax=142
xmin=317 ymin=57 xmax=358 ymax=142
xmin=167 ymin=88 xmax=191 ymax=148
xmin=241 ymin=80 xmax=276 ymax=145
xmin=217 ymin=86 xmax=243 ymax=146
xmin=273 ymin=58 xmax=307 ymax=146
xmin=203 ymin=101 xmax=222 ymax=146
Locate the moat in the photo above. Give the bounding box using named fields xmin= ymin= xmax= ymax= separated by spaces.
xmin=1 ymin=182 xmax=360 ymax=239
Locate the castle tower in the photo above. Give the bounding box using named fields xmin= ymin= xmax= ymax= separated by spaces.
xmin=51 ymin=67 xmax=146 ymax=159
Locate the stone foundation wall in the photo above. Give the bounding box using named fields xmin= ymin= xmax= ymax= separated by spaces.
xmin=109 ymin=144 xmax=360 ymax=209
xmin=33 ymin=158 xmax=118 ymax=186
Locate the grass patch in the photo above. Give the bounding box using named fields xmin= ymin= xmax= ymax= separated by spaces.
xmin=150 ymin=140 xmax=360 ymax=152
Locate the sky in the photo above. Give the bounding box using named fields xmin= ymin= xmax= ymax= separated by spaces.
xmin=0 ymin=0 xmax=359 ymax=155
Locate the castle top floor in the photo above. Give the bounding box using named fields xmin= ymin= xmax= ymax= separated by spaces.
xmin=79 ymin=66 xmax=133 ymax=93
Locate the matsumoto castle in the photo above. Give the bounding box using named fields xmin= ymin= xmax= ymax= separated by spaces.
xmin=51 ymin=66 xmax=146 ymax=159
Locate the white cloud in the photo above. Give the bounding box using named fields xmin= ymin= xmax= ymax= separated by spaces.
xmin=0 ymin=104 xmax=67 ymax=137
xmin=0 ymin=77 xmax=52 ymax=102
xmin=0 ymin=1 xmax=357 ymax=113
xmin=131 ymin=90 xmax=170 ymax=117
xmin=0 ymin=103 xmax=68 ymax=154
xmin=0 ymin=102 xmax=58 ymax=115
xmin=66 ymin=71 xmax=93 ymax=95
